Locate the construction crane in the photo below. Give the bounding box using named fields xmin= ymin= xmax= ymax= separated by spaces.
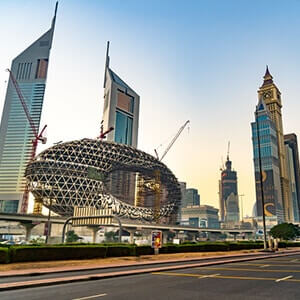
xmin=155 ymin=120 xmax=190 ymax=161
xmin=152 ymin=120 xmax=190 ymax=223
xmin=227 ymin=141 xmax=230 ymax=160
xmin=6 ymin=69 xmax=47 ymax=213
xmin=98 ymin=120 xmax=114 ymax=140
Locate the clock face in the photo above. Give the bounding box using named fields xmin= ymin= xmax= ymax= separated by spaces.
xmin=263 ymin=91 xmax=272 ymax=99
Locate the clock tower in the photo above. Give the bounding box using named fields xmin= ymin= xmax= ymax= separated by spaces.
xmin=257 ymin=66 xmax=292 ymax=222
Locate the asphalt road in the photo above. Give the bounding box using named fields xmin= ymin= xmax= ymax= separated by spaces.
xmin=0 ymin=253 xmax=265 ymax=284
xmin=2 ymin=254 xmax=300 ymax=300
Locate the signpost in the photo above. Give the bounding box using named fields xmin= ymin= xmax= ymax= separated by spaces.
xmin=151 ymin=230 xmax=162 ymax=255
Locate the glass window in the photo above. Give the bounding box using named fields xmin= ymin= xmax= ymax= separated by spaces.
xmin=117 ymin=91 xmax=134 ymax=114
xmin=115 ymin=111 xmax=133 ymax=145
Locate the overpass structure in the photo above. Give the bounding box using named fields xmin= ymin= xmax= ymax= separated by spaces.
xmin=0 ymin=212 xmax=255 ymax=242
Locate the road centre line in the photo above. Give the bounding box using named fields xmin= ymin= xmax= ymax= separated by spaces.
xmin=259 ymin=265 xmax=270 ymax=268
xmin=72 ymin=293 xmax=107 ymax=300
xmin=276 ymin=276 xmax=293 ymax=282
xmin=199 ymin=274 xmax=220 ymax=279
xmin=197 ymin=267 xmax=300 ymax=273
xmin=152 ymin=272 xmax=300 ymax=283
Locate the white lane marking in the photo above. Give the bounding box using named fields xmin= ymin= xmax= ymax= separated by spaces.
xmin=291 ymin=259 xmax=298 ymax=262
xmin=275 ymin=275 xmax=293 ymax=282
xmin=199 ymin=273 xmax=220 ymax=279
xmin=72 ymin=293 xmax=107 ymax=300
xmin=259 ymin=264 xmax=270 ymax=268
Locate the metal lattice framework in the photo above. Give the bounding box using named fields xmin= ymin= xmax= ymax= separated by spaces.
xmin=25 ymin=139 xmax=181 ymax=223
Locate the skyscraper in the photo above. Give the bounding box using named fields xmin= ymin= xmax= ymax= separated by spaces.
xmin=251 ymin=97 xmax=284 ymax=223
xmin=219 ymin=152 xmax=240 ymax=223
xmin=284 ymin=133 xmax=300 ymax=222
xmin=101 ymin=42 xmax=140 ymax=204
xmin=0 ymin=3 xmax=57 ymax=213
xmin=257 ymin=67 xmax=291 ymax=221
xmin=102 ymin=42 xmax=140 ymax=148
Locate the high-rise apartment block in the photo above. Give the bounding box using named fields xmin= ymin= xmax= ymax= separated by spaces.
xmin=0 ymin=4 xmax=57 ymax=213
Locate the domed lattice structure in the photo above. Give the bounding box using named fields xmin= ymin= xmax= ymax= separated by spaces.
xmin=25 ymin=139 xmax=181 ymax=223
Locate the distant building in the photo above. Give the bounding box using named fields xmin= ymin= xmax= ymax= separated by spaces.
xmin=0 ymin=4 xmax=57 ymax=213
xmin=182 ymin=188 xmax=200 ymax=207
xmin=102 ymin=42 xmax=140 ymax=148
xmin=251 ymin=97 xmax=284 ymax=223
xmin=177 ymin=182 xmax=187 ymax=222
xmin=181 ymin=205 xmax=219 ymax=228
xmin=284 ymin=134 xmax=300 ymax=222
xmin=219 ymin=152 xmax=239 ymax=223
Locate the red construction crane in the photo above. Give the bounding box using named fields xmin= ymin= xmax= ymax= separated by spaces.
xmin=98 ymin=120 xmax=114 ymax=140
xmin=6 ymin=69 xmax=47 ymax=213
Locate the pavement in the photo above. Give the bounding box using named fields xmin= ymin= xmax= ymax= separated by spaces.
xmin=0 ymin=248 xmax=300 ymax=292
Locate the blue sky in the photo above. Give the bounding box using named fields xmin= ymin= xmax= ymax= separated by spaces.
xmin=1 ymin=0 xmax=300 ymax=216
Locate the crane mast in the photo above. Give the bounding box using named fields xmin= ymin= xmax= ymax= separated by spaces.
xmin=6 ymin=69 xmax=47 ymax=213
xmin=156 ymin=120 xmax=190 ymax=161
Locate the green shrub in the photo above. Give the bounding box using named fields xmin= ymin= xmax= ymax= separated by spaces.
xmin=10 ymin=246 xmax=107 ymax=263
xmin=106 ymin=245 xmax=135 ymax=257
xmin=136 ymin=246 xmax=153 ymax=256
xmin=0 ymin=247 xmax=10 ymax=264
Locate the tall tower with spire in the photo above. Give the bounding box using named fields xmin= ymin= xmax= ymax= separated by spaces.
xmin=257 ymin=67 xmax=292 ymax=221
xmin=219 ymin=145 xmax=240 ymax=224
xmin=0 ymin=2 xmax=58 ymax=213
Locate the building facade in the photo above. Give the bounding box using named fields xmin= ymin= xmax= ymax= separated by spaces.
xmin=183 ymin=188 xmax=200 ymax=207
xmin=257 ymin=67 xmax=291 ymax=221
xmin=251 ymin=97 xmax=284 ymax=223
xmin=284 ymin=133 xmax=300 ymax=222
xmin=0 ymin=4 xmax=57 ymax=213
xmin=102 ymin=42 xmax=140 ymax=148
xmin=181 ymin=205 xmax=219 ymax=228
xmin=219 ymin=154 xmax=240 ymax=223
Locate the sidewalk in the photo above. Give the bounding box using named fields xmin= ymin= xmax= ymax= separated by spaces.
xmin=1 ymin=248 xmax=300 ymax=277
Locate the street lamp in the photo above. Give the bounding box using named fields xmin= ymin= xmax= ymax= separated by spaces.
xmin=255 ymin=104 xmax=268 ymax=250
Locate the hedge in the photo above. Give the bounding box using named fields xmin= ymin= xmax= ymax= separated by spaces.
xmin=0 ymin=247 xmax=9 ymax=264
xmin=1 ymin=241 xmax=299 ymax=264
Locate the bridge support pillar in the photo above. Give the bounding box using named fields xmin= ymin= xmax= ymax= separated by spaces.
xmin=20 ymin=222 xmax=37 ymax=241
xmin=89 ymin=226 xmax=99 ymax=243
xmin=162 ymin=230 xmax=169 ymax=244
xmin=128 ymin=229 xmax=136 ymax=244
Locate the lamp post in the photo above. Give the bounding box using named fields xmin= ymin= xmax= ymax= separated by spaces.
xmin=45 ymin=198 xmax=53 ymax=244
xmin=255 ymin=105 xmax=268 ymax=250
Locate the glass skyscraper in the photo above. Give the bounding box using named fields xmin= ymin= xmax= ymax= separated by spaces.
xmin=251 ymin=98 xmax=284 ymax=223
xmin=0 ymin=3 xmax=57 ymax=213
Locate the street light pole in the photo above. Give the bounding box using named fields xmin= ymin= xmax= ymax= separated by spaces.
xmin=255 ymin=105 xmax=268 ymax=250
xmin=45 ymin=198 xmax=53 ymax=244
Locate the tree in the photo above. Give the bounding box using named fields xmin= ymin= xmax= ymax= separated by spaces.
xmin=270 ymin=223 xmax=300 ymax=240
xmin=104 ymin=231 xmax=118 ymax=242
xmin=66 ymin=230 xmax=81 ymax=243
